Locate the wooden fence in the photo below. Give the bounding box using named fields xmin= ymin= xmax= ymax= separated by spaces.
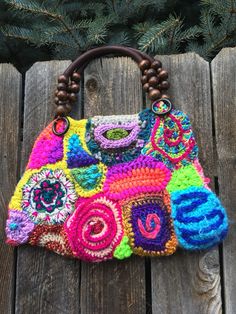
xmin=0 ymin=47 xmax=235 ymax=314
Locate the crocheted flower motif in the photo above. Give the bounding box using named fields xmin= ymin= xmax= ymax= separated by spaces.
xmin=64 ymin=194 xmax=124 ymax=262
xmin=5 ymin=210 xmax=35 ymax=245
xmin=27 ymin=121 xmax=64 ymax=169
xmin=29 ymin=225 xmax=74 ymax=257
xmin=22 ymin=169 xmax=77 ymax=224
xmin=85 ymin=109 xmax=155 ymax=166
xmin=142 ymin=109 xmax=198 ymax=169
xmin=122 ymin=192 xmax=177 ymax=256
xmin=104 ymin=155 xmax=171 ymax=200
xmin=171 ymin=186 xmax=228 ymax=250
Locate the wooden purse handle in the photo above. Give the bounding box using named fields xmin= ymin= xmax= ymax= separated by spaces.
xmin=54 ymin=45 xmax=170 ymax=117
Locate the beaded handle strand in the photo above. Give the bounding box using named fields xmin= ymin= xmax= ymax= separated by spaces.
xmin=54 ymin=46 xmax=170 ymax=117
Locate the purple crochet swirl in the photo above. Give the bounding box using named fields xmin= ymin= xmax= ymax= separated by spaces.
xmin=131 ymin=201 xmax=171 ymax=251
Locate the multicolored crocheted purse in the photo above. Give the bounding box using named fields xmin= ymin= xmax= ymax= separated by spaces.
xmin=5 ymin=46 xmax=228 ymax=262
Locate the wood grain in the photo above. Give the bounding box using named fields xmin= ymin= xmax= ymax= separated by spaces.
xmin=80 ymin=57 xmax=146 ymax=314
xmin=15 ymin=61 xmax=82 ymax=314
xmin=0 ymin=64 xmax=21 ymax=314
xmin=212 ymin=47 xmax=236 ymax=314
xmin=151 ymin=53 xmax=222 ymax=314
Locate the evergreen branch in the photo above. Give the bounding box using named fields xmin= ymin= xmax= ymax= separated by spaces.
xmin=168 ymin=20 xmax=182 ymax=49
xmin=0 ymin=24 xmax=78 ymax=49
xmin=5 ymin=0 xmax=82 ymax=47
xmin=205 ymin=26 xmax=236 ymax=56
xmin=45 ymin=19 xmax=91 ymax=37
xmin=132 ymin=21 xmax=156 ymax=39
xmin=138 ymin=15 xmax=182 ymax=52
xmin=107 ymin=31 xmax=131 ymax=46
xmin=5 ymin=0 xmax=63 ymax=19
xmin=1 ymin=25 xmax=40 ymax=43
xmin=175 ymin=26 xmax=202 ymax=42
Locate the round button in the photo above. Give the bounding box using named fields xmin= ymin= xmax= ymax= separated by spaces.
xmin=152 ymin=98 xmax=172 ymax=115
xmin=52 ymin=116 xmax=70 ymax=136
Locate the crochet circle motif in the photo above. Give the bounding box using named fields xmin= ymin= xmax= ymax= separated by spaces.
xmin=65 ymin=194 xmax=124 ymax=262
xmin=5 ymin=210 xmax=35 ymax=245
xmin=22 ymin=169 xmax=77 ymax=224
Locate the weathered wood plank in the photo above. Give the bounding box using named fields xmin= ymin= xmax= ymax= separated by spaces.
xmin=81 ymin=57 xmax=146 ymax=314
xmin=151 ymin=53 xmax=222 ymax=314
xmin=0 ymin=64 xmax=21 ymax=314
xmin=15 ymin=61 xmax=82 ymax=314
xmin=212 ymin=47 xmax=236 ymax=314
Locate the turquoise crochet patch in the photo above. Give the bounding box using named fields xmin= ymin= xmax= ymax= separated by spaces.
xmin=71 ymin=164 xmax=103 ymax=190
xmin=171 ymin=186 xmax=228 ymax=250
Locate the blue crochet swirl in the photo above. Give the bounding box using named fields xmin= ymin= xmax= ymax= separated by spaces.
xmin=171 ymin=186 xmax=228 ymax=250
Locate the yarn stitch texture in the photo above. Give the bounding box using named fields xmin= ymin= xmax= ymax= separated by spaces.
xmin=5 ymin=107 xmax=228 ymax=262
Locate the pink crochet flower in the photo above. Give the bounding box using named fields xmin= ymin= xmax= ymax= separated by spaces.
xmin=64 ymin=194 xmax=124 ymax=262
xmin=6 ymin=210 xmax=35 ymax=245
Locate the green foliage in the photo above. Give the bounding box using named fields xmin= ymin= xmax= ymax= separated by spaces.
xmin=0 ymin=0 xmax=235 ymax=71
xmin=187 ymin=0 xmax=236 ymax=59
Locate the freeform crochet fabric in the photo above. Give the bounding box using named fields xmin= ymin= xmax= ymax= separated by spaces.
xmin=6 ymin=108 xmax=228 ymax=262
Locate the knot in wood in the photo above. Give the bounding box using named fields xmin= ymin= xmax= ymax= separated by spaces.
xmin=86 ymin=78 xmax=98 ymax=93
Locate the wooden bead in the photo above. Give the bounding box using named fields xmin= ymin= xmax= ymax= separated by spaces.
xmin=70 ymin=84 xmax=80 ymax=93
xmin=57 ymin=100 xmax=67 ymax=106
xmin=161 ymin=94 xmax=170 ymax=99
xmin=157 ymin=68 xmax=162 ymax=74
xmin=148 ymin=76 xmax=159 ymax=87
xmin=54 ymin=90 xmax=58 ymax=96
xmin=146 ymin=68 xmax=157 ymax=80
xmin=57 ymin=90 xmax=68 ymax=100
xmin=139 ymin=59 xmax=151 ymax=71
xmin=72 ymin=72 xmax=81 ymax=82
xmin=65 ymin=103 xmax=72 ymax=112
xmin=151 ymin=60 xmax=162 ymax=70
xmin=69 ymin=93 xmax=77 ymax=102
xmin=143 ymin=83 xmax=150 ymax=92
xmin=55 ymin=105 xmax=66 ymax=115
xmin=141 ymin=75 xmax=148 ymax=84
xmin=57 ymin=82 xmax=67 ymax=90
xmin=58 ymin=75 xmax=68 ymax=84
xmin=158 ymin=70 xmax=168 ymax=80
xmin=160 ymin=80 xmax=170 ymax=90
xmin=148 ymin=89 xmax=161 ymax=101
xmin=54 ymin=97 xmax=59 ymax=104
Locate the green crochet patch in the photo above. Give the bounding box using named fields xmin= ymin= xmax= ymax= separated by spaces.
xmin=114 ymin=236 xmax=132 ymax=260
xmin=71 ymin=165 xmax=102 ymax=190
xmin=167 ymin=164 xmax=203 ymax=193
xmin=105 ymin=128 xmax=129 ymax=140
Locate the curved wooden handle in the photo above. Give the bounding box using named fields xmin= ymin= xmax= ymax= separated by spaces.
xmin=54 ymin=45 xmax=170 ymax=117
